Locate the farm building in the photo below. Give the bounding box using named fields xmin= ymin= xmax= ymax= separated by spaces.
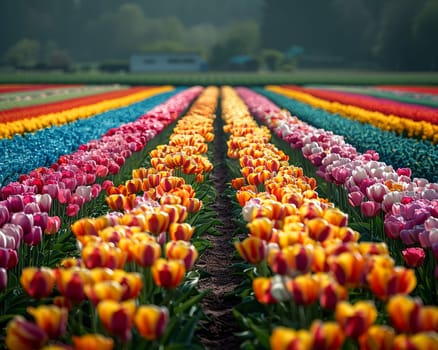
xmin=129 ymin=52 xmax=207 ymax=72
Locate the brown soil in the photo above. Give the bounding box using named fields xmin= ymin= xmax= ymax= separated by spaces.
xmin=195 ymin=115 xmax=244 ymax=349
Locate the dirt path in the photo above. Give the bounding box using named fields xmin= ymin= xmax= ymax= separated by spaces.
xmin=195 ymin=113 xmax=243 ymax=349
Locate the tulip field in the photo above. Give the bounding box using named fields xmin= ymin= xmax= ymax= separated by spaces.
xmin=0 ymin=82 xmax=438 ymax=349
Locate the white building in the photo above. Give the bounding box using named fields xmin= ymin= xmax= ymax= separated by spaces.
xmin=129 ymin=53 xmax=206 ymax=72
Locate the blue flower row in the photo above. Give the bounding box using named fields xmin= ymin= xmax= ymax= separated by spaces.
xmin=255 ymin=88 xmax=438 ymax=183
xmin=0 ymin=88 xmax=183 ymax=187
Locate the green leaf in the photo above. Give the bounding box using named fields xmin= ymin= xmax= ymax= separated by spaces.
xmin=174 ymin=291 xmax=209 ymax=314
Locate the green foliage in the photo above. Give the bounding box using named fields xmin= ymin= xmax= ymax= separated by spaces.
xmin=3 ymin=38 xmax=41 ymax=68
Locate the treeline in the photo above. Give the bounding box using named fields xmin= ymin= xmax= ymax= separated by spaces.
xmin=1 ymin=0 xmax=437 ymax=71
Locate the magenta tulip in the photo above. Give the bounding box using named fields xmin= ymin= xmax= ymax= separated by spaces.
xmin=361 ymin=201 xmax=380 ymax=218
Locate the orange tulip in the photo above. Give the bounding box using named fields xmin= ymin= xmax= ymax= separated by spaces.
xmin=184 ymin=197 xmax=203 ymax=213
xmin=27 ymin=305 xmax=68 ymax=339
xmin=152 ymin=258 xmax=186 ymax=289
xmin=310 ymin=320 xmax=345 ymax=350
xmin=322 ymin=207 xmax=348 ymax=227
xmin=73 ymin=334 xmax=114 ymax=350
xmin=335 ymin=301 xmax=377 ymax=339
xmin=231 ymin=177 xmax=246 ymax=190
xmin=270 ymin=327 xmax=313 ymax=350
xmin=5 ymin=316 xmax=48 ymax=350
xmin=134 ymin=305 xmax=169 ymax=340
xmin=358 ymin=325 xmax=395 ymax=350
xmin=160 ymin=204 xmax=187 ymax=223
xmin=253 ymin=277 xmax=282 ymax=304
xmin=166 ymin=240 xmax=198 ymax=270
xmin=235 ymin=236 xmax=267 ymax=264
xmin=306 ymin=217 xmax=333 ymax=242
xmin=20 ymin=267 xmax=56 ymax=299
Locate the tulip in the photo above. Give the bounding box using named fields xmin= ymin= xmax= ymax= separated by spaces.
xmin=73 ymin=334 xmax=114 ymax=350
xmin=235 ymin=236 xmax=267 ymax=264
xmin=335 ymin=301 xmax=377 ymax=339
xmin=361 ymin=201 xmax=381 ymax=217
xmin=328 ymin=252 xmax=366 ymax=288
xmin=20 ymin=267 xmax=56 ymax=299
xmin=387 ymin=294 xmax=422 ymax=333
xmin=168 ymin=222 xmax=195 ymax=241
xmin=319 ymin=280 xmax=348 ymax=310
xmin=310 ymin=320 xmax=345 ymax=350
xmin=358 ymin=325 xmax=395 ymax=350
xmin=306 ymin=217 xmax=333 ymax=242
xmin=348 ymin=191 xmax=365 ymax=207
xmin=367 ymin=265 xmax=417 ymax=300
xmin=270 ymin=327 xmax=313 ymax=350
xmin=402 ymin=247 xmax=426 ymax=267
xmin=66 ymin=203 xmax=80 ymax=217
xmin=45 ymin=216 xmax=61 ymax=235
xmin=84 ymin=280 xmax=126 ymax=306
xmin=133 ymin=240 xmax=162 ymax=267
xmin=393 ymin=332 xmax=438 ymax=350
xmin=0 ymin=267 xmax=7 ymax=291
xmin=366 ymin=183 xmax=389 ymax=203
xmin=27 ymin=305 xmax=68 ymax=339
xmin=11 ymin=212 xmax=33 ymax=235
xmin=0 ymin=204 xmax=10 ymax=226
xmin=144 ymin=211 xmax=170 ymax=235
xmin=184 ymin=197 xmax=203 ymax=213
xmin=97 ymin=300 xmax=136 ymax=342
xmin=286 ymin=274 xmax=319 ymax=305
xmin=152 ymin=258 xmax=186 ymax=289
xmin=55 ymin=268 xmax=91 ymax=303
xmin=247 ymin=217 xmax=274 ymax=240
xmin=5 ymin=316 xmax=48 ymax=350
xmin=135 ymin=305 xmax=169 ymax=340
xmin=112 ymin=270 xmax=143 ymax=300
xmin=23 ymin=226 xmax=43 ymax=245
xmin=165 ymin=240 xmax=198 ymax=270
xmin=252 ymin=277 xmax=281 ymax=304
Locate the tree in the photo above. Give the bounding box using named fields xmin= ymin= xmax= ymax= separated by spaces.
xmin=3 ymin=38 xmax=40 ymax=68
xmin=260 ymin=49 xmax=284 ymax=70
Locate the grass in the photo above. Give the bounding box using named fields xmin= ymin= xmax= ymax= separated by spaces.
xmin=1 ymin=69 xmax=438 ymax=86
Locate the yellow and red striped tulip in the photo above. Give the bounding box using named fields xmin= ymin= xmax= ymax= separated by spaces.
xmin=134 ymin=305 xmax=169 ymax=340
xmin=252 ymin=277 xmax=281 ymax=304
xmin=328 ymin=252 xmax=366 ymax=288
xmin=55 ymin=268 xmax=92 ymax=303
xmin=5 ymin=316 xmax=48 ymax=350
xmin=285 ymin=274 xmax=319 ymax=305
xmin=144 ymin=211 xmax=170 ymax=235
xmin=20 ymin=267 xmax=56 ymax=299
xmin=112 ymin=270 xmax=143 ymax=300
xmin=247 ymin=217 xmax=274 ymax=240
xmin=358 ymin=325 xmax=395 ymax=350
xmin=270 ymin=327 xmax=313 ymax=350
xmin=27 ymin=305 xmax=68 ymax=339
xmin=84 ymin=280 xmax=126 ymax=306
xmin=235 ymin=236 xmax=267 ymax=264
xmin=387 ymin=294 xmax=423 ymax=333
xmin=133 ymin=240 xmax=162 ymax=267
xmin=97 ymin=300 xmax=136 ymax=341
xmin=168 ymin=222 xmax=195 ymax=241
xmin=335 ymin=301 xmax=377 ymax=339
xmin=152 ymin=258 xmax=186 ymax=289
xmin=166 ymin=240 xmax=198 ymax=270
xmin=393 ymin=332 xmax=438 ymax=350
xmin=310 ymin=320 xmax=345 ymax=350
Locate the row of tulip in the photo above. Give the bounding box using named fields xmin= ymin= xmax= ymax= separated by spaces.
xmin=0 ymin=88 xmax=181 ymax=187
xmin=256 ymin=87 xmax=438 ymax=184
xmin=377 ymin=85 xmax=438 ymax=95
xmin=0 ymin=86 xmax=176 ymax=139
xmin=0 ymin=86 xmax=203 ymax=303
xmin=266 ymin=85 xmax=438 ymax=144
xmin=284 ymin=85 xmax=438 ymax=123
xmin=307 ymin=85 xmax=438 ymax=109
xmin=3 ymin=85 xmax=219 ymax=350
xmin=0 ymin=85 xmax=125 ymax=111
xmin=237 ymin=87 xmax=438 ymax=304
xmin=220 ymin=86 xmax=438 ymax=349
xmin=0 ymin=84 xmax=79 ymax=94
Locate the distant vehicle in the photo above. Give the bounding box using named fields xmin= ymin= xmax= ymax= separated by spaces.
xmin=129 ymin=53 xmax=207 ymax=72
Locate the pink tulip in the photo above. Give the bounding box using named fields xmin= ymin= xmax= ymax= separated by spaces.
xmin=66 ymin=204 xmax=80 ymax=217
xmin=11 ymin=212 xmax=34 ymax=235
xmin=24 ymin=202 xmax=40 ymax=215
xmin=75 ymin=186 xmax=92 ymax=202
xmin=348 ymin=191 xmax=364 ymax=207
xmin=58 ymin=189 xmax=71 ymax=204
xmin=0 ymin=224 xmax=23 ymax=249
xmin=402 ymin=247 xmax=425 ymax=267
xmin=0 ymin=231 xmax=15 ymax=250
xmin=45 ymin=216 xmax=61 ymax=235
xmin=366 ymin=183 xmax=388 ymax=203
xmin=361 ymin=201 xmax=380 ymax=218
xmin=384 ymin=215 xmax=405 ymax=239
xmin=96 ymin=165 xmax=109 ymax=177
xmin=36 ymin=194 xmax=52 ymax=212
xmin=23 ymin=226 xmax=42 ymax=246
xmin=33 ymin=212 xmax=48 ymax=231
xmin=397 ymin=168 xmax=412 ymax=177
xmin=7 ymin=195 xmax=24 ymax=212
xmin=419 ymin=228 xmax=438 ymax=248
xmin=0 ymin=205 xmax=10 ymax=226
xmin=0 ymin=267 xmax=7 ymax=291
xmin=7 ymin=249 xmax=18 ymax=269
